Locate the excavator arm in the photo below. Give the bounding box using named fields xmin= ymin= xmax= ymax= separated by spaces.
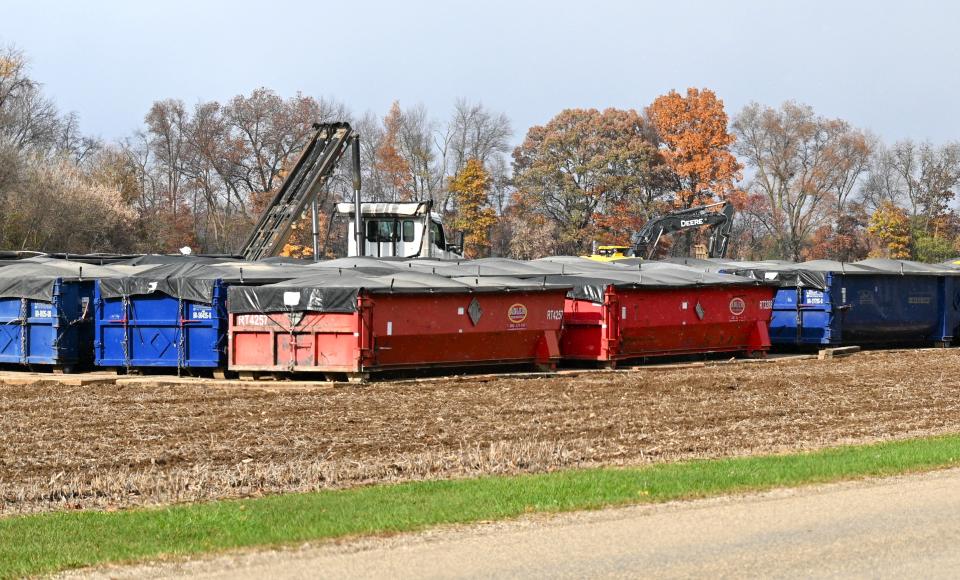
xmin=631 ymin=200 xmax=735 ymax=260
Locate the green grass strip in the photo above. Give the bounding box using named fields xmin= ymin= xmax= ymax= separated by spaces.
xmin=4 ymin=434 xmax=960 ymax=578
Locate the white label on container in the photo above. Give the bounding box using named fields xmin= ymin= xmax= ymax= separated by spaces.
xmin=191 ymin=306 xmax=213 ymax=320
xmin=236 ymin=314 xmax=270 ymax=326
xmin=33 ymin=306 xmax=53 ymax=319
xmin=804 ymin=290 xmax=824 ymax=305
xmin=681 ymin=301 xmax=688 ymax=310
xmin=621 ymin=306 xmax=627 ymax=319
xmin=387 ymin=321 xmax=393 ymax=335
xmin=458 ymin=307 xmax=464 ymax=315
xmin=283 ymin=291 xmax=301 ymax=306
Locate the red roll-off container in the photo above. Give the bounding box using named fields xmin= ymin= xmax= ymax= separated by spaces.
xmin=229 ymin=289 xmax=567 ymax=375
xmin=559 ymin=284 xmax=775 ymax=364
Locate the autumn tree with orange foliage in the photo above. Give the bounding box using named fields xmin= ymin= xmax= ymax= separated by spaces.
xmin=647 ymin=88 xmax=742 ymax=208
xmin=373 ymin=101 xmax=414 ymax=202
xmin=449 ymin=159 xmax=497 ymax=258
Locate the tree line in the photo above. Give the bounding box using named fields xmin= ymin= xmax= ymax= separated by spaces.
xmin=2 ymin=45 xmax=960 ymax=262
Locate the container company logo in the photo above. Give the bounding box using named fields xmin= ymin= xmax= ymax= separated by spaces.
xmin=507 ymin=303 xmax=528 ymax=330
xmin=729 ymin=297 xmax=746 ymax=316
xmin=508 ymin=303 xmax=528 ymax=323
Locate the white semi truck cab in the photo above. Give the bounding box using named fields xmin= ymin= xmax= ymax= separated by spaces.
xmin=335 ymin=201 xmax=463 ymax=259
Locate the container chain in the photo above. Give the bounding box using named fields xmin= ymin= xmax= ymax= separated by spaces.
xmin=18 ymin=298 xmax=27 ymax=365
xmin=121 ymin=294 xmax=131 ymax=372
xmin=177 ymin=295 xmax=185 ymax=377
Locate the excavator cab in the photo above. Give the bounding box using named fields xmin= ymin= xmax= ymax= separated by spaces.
xmin=586 ymin=245 xmax=634 ymax=262
xmin=631 ymin=200 xmax=735 ymax=260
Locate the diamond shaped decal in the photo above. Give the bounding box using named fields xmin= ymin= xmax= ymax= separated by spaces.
xmin=0 ymin=328 xmax=14 ymax=353
xmin=148 ymin=332 xmax=172 ymax=356
xmin=694 ymin=301 xmax=705 ymax=320
xmin=467 ymin=297 xmax=482 ymax=326
xmin=288 ymin=311 xmax=303 ymax=328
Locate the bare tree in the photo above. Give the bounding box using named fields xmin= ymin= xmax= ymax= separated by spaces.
xmin=396 ymin=103 xmax=441 ymax=203
xmin=732 ymin=101 xmax=871 ymax=261
xmin=0 ymin=46 xmax=79 ymax=158
xmin=891 ymin=140 xmax=960 ymax=229
xmin=439 ymin=99 xmax=512 ymax=212
xmin=445 ymin=98 xmax=512 ymax=170
xmin=859 ymin=144 xmax=903 ymax=212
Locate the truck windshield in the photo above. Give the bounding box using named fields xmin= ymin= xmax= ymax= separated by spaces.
xmin=431 ymin=220 xmax=445 ymax=249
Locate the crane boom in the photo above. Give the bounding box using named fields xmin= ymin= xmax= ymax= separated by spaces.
xmin=240 ymin=122 xmax=355 ymax=261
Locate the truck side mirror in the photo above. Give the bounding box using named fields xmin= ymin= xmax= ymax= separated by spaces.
xmin=446 ymin=231 xmax=465 ymax=256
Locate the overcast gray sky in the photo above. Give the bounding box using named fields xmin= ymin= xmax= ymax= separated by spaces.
xmin=2 ymin=0 xmax=958 ymax=145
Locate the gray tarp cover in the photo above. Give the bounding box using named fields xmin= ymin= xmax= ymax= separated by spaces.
xmin=117 ymin=255 xmax=237 ymax=267
xmin=0 ymin=260 xmax=125 ymax=301
xmin=228 ymin=257 xmax=769 ymax=313
xmin=97 ymin=262 xmax=311 ymax=304
xmin=531 ymin=269 xmax=770 ymax=302
xmin=227 ymin=269 xmax=572 ymax=314
xmin=723 ymin=259 xmax=960 ymax=290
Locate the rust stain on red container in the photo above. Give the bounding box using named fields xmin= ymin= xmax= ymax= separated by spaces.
xmin=559 ymin=285 xmax=776 ymax=363
xmin=229 ymin=290 xmax=567 ymax=374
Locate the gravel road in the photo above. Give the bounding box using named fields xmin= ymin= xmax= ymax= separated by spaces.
xmin=79 ymin=467 xmax=960 ymax=579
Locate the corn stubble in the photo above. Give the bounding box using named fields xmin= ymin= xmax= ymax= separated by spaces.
xmin=1 ymin=349 xmax=958 ymax=515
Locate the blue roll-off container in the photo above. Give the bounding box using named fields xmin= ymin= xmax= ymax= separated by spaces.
xmin=0 ymin=259 xmax=122 ymax=369
xmin=0 ymin=280 xmax=93 ymax=367
xmin=94 ymin=262 xmax=306 ymax=370
xmin=730 ymin=259 xmax=960 ymax=347
xmin=94 ymin=280 xmax=227 ymax=369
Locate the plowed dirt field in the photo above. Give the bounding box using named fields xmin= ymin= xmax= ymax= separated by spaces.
xmin=2 ymin=349 xmax=958 ymax=516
